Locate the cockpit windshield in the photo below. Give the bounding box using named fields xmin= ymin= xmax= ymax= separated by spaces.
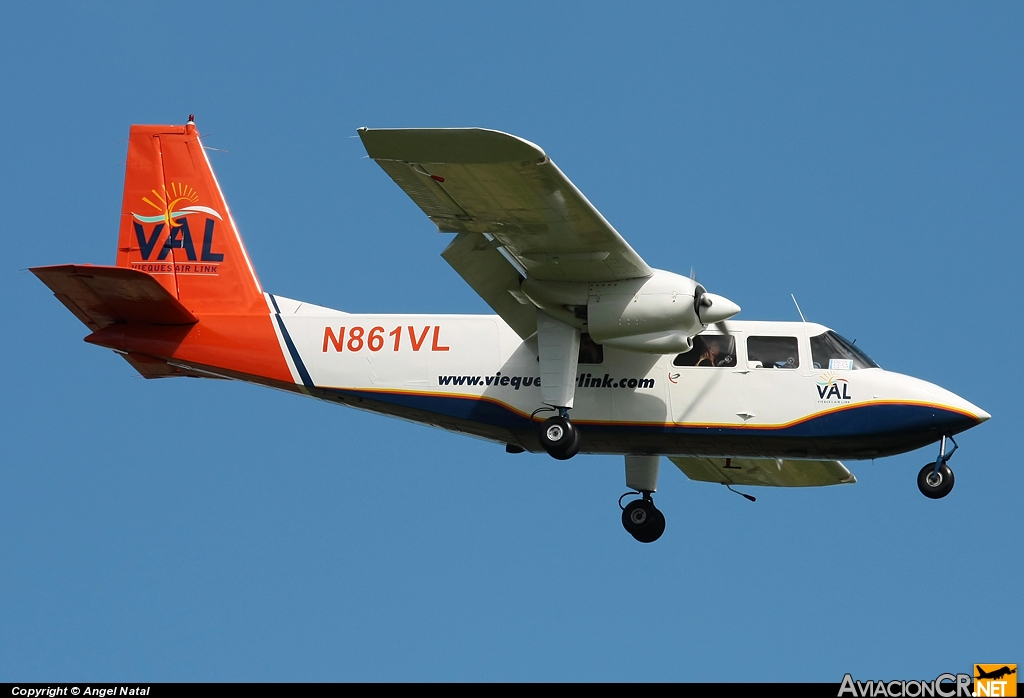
xmin=810 ymin=331 xmax=879 ymax=370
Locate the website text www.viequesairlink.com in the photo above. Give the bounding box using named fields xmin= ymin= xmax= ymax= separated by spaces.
xmin=437 ymin=372 xmax=656 ymax=390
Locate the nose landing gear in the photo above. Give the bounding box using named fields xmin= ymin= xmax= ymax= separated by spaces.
xmin=918 ymin=435 xmax=958 ymax=499
xmin=619 ymin=492 xmax=666 ymax=543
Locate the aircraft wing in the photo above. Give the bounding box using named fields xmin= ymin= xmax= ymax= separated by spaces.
xmin=359 ymin=128 xmax=653 ymax=336
xmin=669 ymin=456 xmax=857 ymax=488
xmin=439 ymin=231 xmax=537 ymax=339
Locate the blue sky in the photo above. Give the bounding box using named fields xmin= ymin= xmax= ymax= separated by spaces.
xmin=1 ymin=1 xmax=1020 ymax=682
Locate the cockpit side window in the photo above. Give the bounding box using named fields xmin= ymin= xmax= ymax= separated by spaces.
xmin=810 ymin=331 xmax=879 ymax=370
xmin=747 ymin=336 xmax=799 ymax=369
xmin=673 ymin=335 xmax=736 ymax=367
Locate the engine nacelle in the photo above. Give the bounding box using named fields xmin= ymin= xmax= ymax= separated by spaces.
xmin=521 ymin=269 xmax=741 ymax=355
xmin=589 ymin=270 xmax=740 ymax=353
xmin=588 ymin=270 xmax=701 ymax=343
xmin=599 ymin=330 xmax=695 ymax=354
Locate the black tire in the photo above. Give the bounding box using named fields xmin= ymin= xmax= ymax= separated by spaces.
xmin=539 ymin=416 xmax=580 ymax=460
xmin=621 ymin=499 xmax=665 ymax=543
xmin=918 ymin=462 xmax=955 ymax=499
xmin=644 ymin=508 xmax=666 ymax=543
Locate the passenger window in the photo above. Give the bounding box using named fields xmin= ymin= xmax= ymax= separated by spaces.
xmin=747 ymin=336 xmax=799 ymax=369
xmin=673 ymin=335 xmax=736 ymax=367
xmin=578 ymin=333 xmax=604 ymax=365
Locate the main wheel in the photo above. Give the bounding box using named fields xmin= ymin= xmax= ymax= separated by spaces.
xmin=621 ymin=499 xmax=666 ymax=543
xmin=917 ymin=462 xmax=955 ymax=499
xmin=539 ymin=416 xmax=580 ymax=460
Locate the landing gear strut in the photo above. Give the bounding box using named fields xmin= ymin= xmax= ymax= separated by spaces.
xmin=620 ymin=492 xmax=666 ymax=543
xmin=620 ymin=455 xmax=664 ymax=542
xmin=538 ymin=414 xmax=581 ymax=460
xmin=918 ymin=435 xmax=957 ymax=499
xmin=535 ymin=311 xmax=582 ymax=461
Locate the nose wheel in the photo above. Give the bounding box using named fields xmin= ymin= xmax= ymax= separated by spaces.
xmin=918 ymin=462 xmax=955 ymax=499
xmin=619 ymin=492 xmax=665 ymax=543
xmin=917 ymin=435 xmax=957 ymax=499
xmin=539 ymin=415 xmax=581 ymax=460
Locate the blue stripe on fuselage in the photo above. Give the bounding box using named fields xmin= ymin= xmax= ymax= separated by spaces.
xmin=269 ymin=294 xmax=313 ymax=388
xmin=326 ymin=388 xmax=977 ymax=439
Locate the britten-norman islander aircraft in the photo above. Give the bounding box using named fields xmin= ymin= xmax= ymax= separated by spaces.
xmin=32 ymin=117 xmax=990 ymax=542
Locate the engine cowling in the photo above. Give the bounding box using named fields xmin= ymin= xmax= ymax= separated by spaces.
xmin=587 ymin=270 xmax=698 ymax=351
xmin=520 ymin=269 xmax=740 ymax=354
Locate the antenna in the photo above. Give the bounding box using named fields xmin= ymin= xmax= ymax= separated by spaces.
xmin=791 ymin=294 xmax=807 ymax=322
xmin=725 ymin=484 xmax=756 ymax=502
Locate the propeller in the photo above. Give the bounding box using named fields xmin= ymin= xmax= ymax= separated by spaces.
xmin=689 ymin=266 xmax=741 ymax=326
xmin=694 ymin=286 xmax=741 ymax=325
xmin=689 ymin=272 xmax=739 ymax=366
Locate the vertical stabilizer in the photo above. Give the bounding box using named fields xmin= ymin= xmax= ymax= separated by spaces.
xmin=115 ymin=117 xmax=265 ymax=315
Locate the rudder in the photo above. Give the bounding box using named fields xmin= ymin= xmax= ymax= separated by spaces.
xmin=115 ymin=116 xmax=265 ymax=315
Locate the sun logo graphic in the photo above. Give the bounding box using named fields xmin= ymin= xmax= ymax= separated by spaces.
xmin=816 ymin=371 xmax=852 ymax=401
xmin=130 ymin=182 xmax=226 ymax=265
xmin=133 ymin=182 xmax=223 ymax=227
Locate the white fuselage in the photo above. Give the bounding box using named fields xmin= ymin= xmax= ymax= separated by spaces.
xmin=268 ymin=294 xmax=988 ymax=459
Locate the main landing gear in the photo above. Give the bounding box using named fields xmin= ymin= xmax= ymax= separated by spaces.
xmin=918 ymin=435 xmax=958 ymax=499
xmin=534 ymin=310 xmax=583 ymax=461
xmin=620 ymin=492 xmax=666 ymax=543
xmin=619 ymin=455 xmax=665 ymax=542
xmin=538 ymin=413 xmax=582 ymax=460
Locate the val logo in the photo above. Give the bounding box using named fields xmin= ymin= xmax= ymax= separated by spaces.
xmin=816 ymin=372 xmax=852 ymax=402
xmin=132 ymin=182 xmax=224 ymax=262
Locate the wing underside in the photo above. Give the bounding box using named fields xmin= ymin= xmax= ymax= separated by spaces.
xmin=669 ymin=456 xmax=857 ymax=488
xmin=359 ymin=127 xmax=652 ymax=289
xmin=439 ymin=232 xmax=537 ymax=338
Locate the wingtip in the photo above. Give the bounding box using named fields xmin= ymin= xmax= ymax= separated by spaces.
xmin=357 ymin=127 xmax=546 ymax=164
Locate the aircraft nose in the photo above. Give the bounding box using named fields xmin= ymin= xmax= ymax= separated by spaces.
xmin=936 ymin=388 xmax=990 ymax=426
xmin=886 ymin=372 xmax=989 ymax=434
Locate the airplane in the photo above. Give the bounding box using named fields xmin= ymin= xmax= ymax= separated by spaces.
xmin=976 ymin=667 xmax=1016 ymax=681
xmin=31 ymin=117 xmax=990 ymax=543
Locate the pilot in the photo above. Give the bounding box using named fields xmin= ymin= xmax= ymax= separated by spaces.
xmin=696 ymin=341 xmax=722 ymax=367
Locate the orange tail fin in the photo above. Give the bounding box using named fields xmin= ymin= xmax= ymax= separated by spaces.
xmin=115 ymin=117 xmax=265 ymax=315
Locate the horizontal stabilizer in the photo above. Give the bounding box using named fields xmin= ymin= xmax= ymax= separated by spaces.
xmin=669 ymin=455 xmax=856 ymax=488
xmin=119 ymin=352 xmax=223 ymax=380
xmin=30 ymin=264 xmax=198 ymax=331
